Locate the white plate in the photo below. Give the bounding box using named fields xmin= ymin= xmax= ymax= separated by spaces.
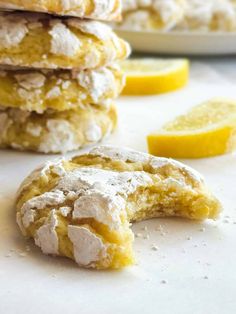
xmin=116 ymin=30 xmax=236 ymax=55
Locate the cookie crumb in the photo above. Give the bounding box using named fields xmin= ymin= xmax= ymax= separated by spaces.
xmin=151 ymin=245 xmax=158 ymax=251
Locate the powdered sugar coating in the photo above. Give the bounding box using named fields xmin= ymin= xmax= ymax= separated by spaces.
xmin=21 ymin=190 xmax=65 ymax=228
xmin=90 ymin=145 xmax=204 ymax=182
xmin=46 ymin=86 xmax=61 ymax=99
xmin=119 ymin=10 xmax=150 ymax=30
xmin=17 ymin=158 xmax=153 ymax=260
xmin=0 ymin=0 xmax=121 ymax=21
xmin=49 ymin=21 xmax=81 ymax=57
xmin=90 ymin=145 xmax=151 ymax=163
xmin=68 ymin=19 xmax=131 ymax=58
xmin=77 ymin=67 xmax=116 ymax=103
xmin=68 ymin=225 xmax=107 ymax=267
xmin=152 ymin=0 xmax=185 ymax=29
xmin=91 ymin=0 xmax=117 ymax=19
xmin=39 ymin=119 xmax=77 ymax=153
xmin=16 ymin=159 xmax=66 ymax=198
xmin=35 ymin=209 xmax=59 ymax=255
xmin=17 ymin=163 xmax=152 ymax=264
xmin=85 ymin=123 xmax=102 ymax=142
xmin=68 ymin=19 xmax=113 ymax=41
xmin=61 ymin=0 xmax=84 ymax=12
xmin=62 ymin=167 xmax=152 ymax=229
xmin=0 ymin=13 xmax=28 ymax=48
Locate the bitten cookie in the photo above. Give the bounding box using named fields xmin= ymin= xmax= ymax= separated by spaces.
xmin=16 ymin=146 xmax=222 ymax=269
xmin=0 ymin=0 xmax=121 ymax=21
xmin=0 ymin=11 xmax=130 ymax=69
xmin=0 ymin=65 xmax=124 ymax=113
xmin=0 ymin=105 xmax=117 ymax=153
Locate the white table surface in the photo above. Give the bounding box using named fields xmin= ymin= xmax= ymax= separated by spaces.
xmin=1 ymin=57 xmax=236 ymax=314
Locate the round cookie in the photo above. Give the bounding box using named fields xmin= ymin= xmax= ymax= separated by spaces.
xmin=0 ymin=105 xmax=117 ymax=153
xmin=0 ymin=0 xmax=121 ymax=21
xmin=117 ymin=0 xmax=185 ymax=31
xmin=0 ymin=65 xmax=124 ymax=113
xmin=0 ymin=11 xmax=130 ymax=69
xmin=118 ymin=0 xmax=236 ymax=32
xmin=16 ymin=146 xmax=222 ymax=269
xmin=176 ymin=0 xmax=236 ymax=31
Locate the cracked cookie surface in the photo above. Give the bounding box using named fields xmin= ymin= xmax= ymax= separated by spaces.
xmin=117 ymin=0 xmax=236 ymax=32
xmin=0 ymin=11 xmax=130 ymax=69
xmin=16 ymin=146 xmax=222 ymax=269
xmin=0 ymin=105 xmax=117 ymax=153
xmin=0 ymin=65 xmax=124 ymax=113
xmin=0 ymin=0 xmax=121 ymax=21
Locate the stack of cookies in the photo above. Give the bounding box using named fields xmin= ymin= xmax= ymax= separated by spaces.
xmin=0 ymin=0 xmax=130 ymax=153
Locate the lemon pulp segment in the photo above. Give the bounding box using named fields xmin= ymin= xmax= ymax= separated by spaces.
xmin=147 ymin=99 xmax=236 ymax=158
xmin=121 ymin=58 xmax=189 ymax=95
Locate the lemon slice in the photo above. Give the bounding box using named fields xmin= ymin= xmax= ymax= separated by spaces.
xmin=120 ymin=58 xmax=189 ymax=95
xmin=147 ymin=98 xmax=236 ymax=158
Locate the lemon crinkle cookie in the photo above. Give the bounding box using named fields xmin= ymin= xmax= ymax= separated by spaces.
xmin=118 ymin=0 xmax=185 ymax=31
xmin=0 ymin=65 xmax=124 ymax=113
xmin=0 ymin=0 xmax=121 ymax=21
xmin=0 ymin=11 xmax=130 ymax=69
xmin=118 ymin=0 xmax=236 ymax=32
xmin=0 ymin=105 xmax=117 ymax=153
xmin=16 ymin=146 xmax=222 ymax=269
xmin=176 ymin=0 xmax=236 ymax=31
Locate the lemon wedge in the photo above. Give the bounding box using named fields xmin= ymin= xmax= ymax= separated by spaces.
xmin=121 ymin=58 xmax=189 ymax=95
xmin=147 ymin=98 xmax=236 ymax=158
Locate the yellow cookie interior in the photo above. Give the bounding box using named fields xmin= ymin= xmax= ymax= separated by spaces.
xmin=16 ymin=147 xmax=222 ymax=269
